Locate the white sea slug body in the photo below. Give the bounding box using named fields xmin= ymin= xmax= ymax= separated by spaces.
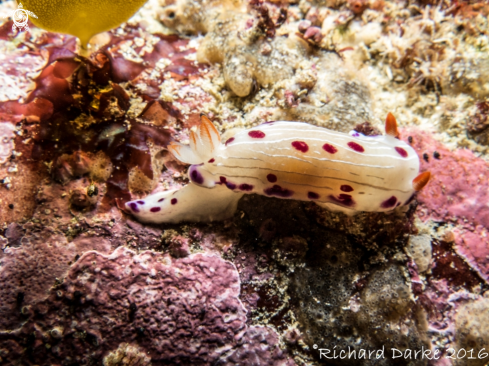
xmin=126 ymin=114 xmax=430 ymax=224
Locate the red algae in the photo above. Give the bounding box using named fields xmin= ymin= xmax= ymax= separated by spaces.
xmin=0 ymin=30 xmax=204 ymax=210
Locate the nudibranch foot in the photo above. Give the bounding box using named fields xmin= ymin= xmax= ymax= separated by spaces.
xmin=125 ymin=184 xmax=243 ymax=224
xmin=315 ymin=202 xmax=358 ymax=216
xmin=126 ymin=113 xmax=431 ymax=224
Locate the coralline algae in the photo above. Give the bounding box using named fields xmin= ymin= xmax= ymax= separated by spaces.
xmin=407 ymin=128 xmax=489 ymax=283
xmin=1 ymin=245 xmax=294 ymax=364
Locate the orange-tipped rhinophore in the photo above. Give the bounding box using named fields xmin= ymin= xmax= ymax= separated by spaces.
xmin=385 ymin=112 xmax=400 ymax=139
xmin=412 ymin=171 xmax=431 ymax=191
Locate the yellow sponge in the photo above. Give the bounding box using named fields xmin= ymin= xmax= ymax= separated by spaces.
xmin=20 ymin=0 xmax=147 ymax=47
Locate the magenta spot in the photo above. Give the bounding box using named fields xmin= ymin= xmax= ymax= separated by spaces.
xmin=219 ymin=176 xmax=227 ymax=184
xmin=395 ymin=147 xmax=408 ymax=158
xmin=150 ymin=207 xmax=161 ymax=212
xmin=308 ymin=192 xmax=319 ymax=199
xmin=189 ymin=166 xmax=204 ymax=185
xmin=239 ymin=183 xmax=254 ymax=191
xmin=381 ymin=196 xmax=397 ymax=209
xmin=264 ymin=185 xmax=294 ymax=198
xmin=171 ymin=198 xmax=177 ymax=205
xmin=226 ymin=182 xmax=236 ymax=190
xmin=158 ymin=198 xmax=165 ymax=202
xmin=322 ymin=143 xmax=338 ymax=154
xmin=248 ymin=130 xmax=266 ymax=139
xmin=266 ymin=174 xmax=277 ymax=183
xmin=225 ymin=137 xmax=235 ymax=145
xmin=291 ymin=141 xmax=309 ymax=153
xmin=328 ymin=194 xmax=355 ymax=207
xmin=351 ymin=132 xmax=360 ymax=137
xmin=208 ymin=158 xmax=215 ymax=163
xmin=137 ymin=200 xmax=145 ymax=205
xmin=340 ymin=185 xmax=354 ymax=192
xmin=129 ymin=202 xmax=140 ymax=213
xmin=347 ymin=141 xmax=365 ymax=153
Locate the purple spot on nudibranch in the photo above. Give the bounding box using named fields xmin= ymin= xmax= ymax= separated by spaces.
xmin=291 ymin=141 xmax=309 ymax=153
xmin=261 ymin=120 xmax=275 ymax=125
xmin=264 ymin=185 xmax=294 ymax=198
xmin=150 ymin=207 xmax=161 ymax=212
xmin=322 ymin=143 xmax=338 ymax=154
xmin=137 ymin=200 xmax=145 ymax=205
xmin=226 ymin=182 xmax=236 ymax=190
xmin=220 ymin=176 xmax=227 ymax=184
xmin=340 ymin=185 xmax=354 ymax=192
xmin=347 ymin=141 xmax=365 ymax=153
xmin=328 ymin=194 xmax=355 ymax=207
xmin=248 ymin=130 xmax=266 ymax=138
xmin=225 ymin=137 xmax=235 ymax=145
xmin=266 ymin=174 xmax=277 ymax=183
xmin=351 ymin=132 xmax=360 ymax=137
xmin=395 ymin=147 xmax=408 ymax=158
xmin=189 ymin=166 xmax=204 ymax=184
xmin=308 ymin=192 xmax=319 ymax=199
xmin=171 ymin=198 xmax=177 ymax=205
xmin=129 ymin=202 xmax=140 ymax=212
xmin=381 ymin=196 xmax=397 ymax=209
xmin=208 ymin=158 xmax=215 ymax=163
xmin=239 ymin=183 xmax=254 ymax=191
xmin=158 ymin=198 xmax=165 ymax=202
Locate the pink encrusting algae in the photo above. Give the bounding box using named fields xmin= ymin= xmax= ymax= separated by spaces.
xmin=406 ymin=128 xmax=489 ymax=282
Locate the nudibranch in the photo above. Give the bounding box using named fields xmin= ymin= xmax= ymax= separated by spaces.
xmin=126 ymin=114 xmax=430 ymax=224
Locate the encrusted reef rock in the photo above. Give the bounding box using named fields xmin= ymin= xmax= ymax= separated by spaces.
xmin=0 ymin=226 xmax=114 ymax=331
xmin=406 ymin=235 xmax=432 ymax=273
xmin=158 ymin=0 xmax=374 ymax=131
xmin=217 ymin=326 xmax=295 ymax=366
xmin=51 ymin=249 xmax=246 ymax=363
xmin=455 ymin=295 xmax=489 ymax=366
xmin=103 ymin=343 xmax=152 ymax=366
xmin=408 ymin=128 xmax=489 ymax=283
xmin=0 ymin=246 xmax=294 ymax=364
xmin=288 ymin=217 xmax=429 ymax=365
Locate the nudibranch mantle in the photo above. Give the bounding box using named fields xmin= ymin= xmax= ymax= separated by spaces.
xmin=126 ymin=114 xmax=430 ymax=224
